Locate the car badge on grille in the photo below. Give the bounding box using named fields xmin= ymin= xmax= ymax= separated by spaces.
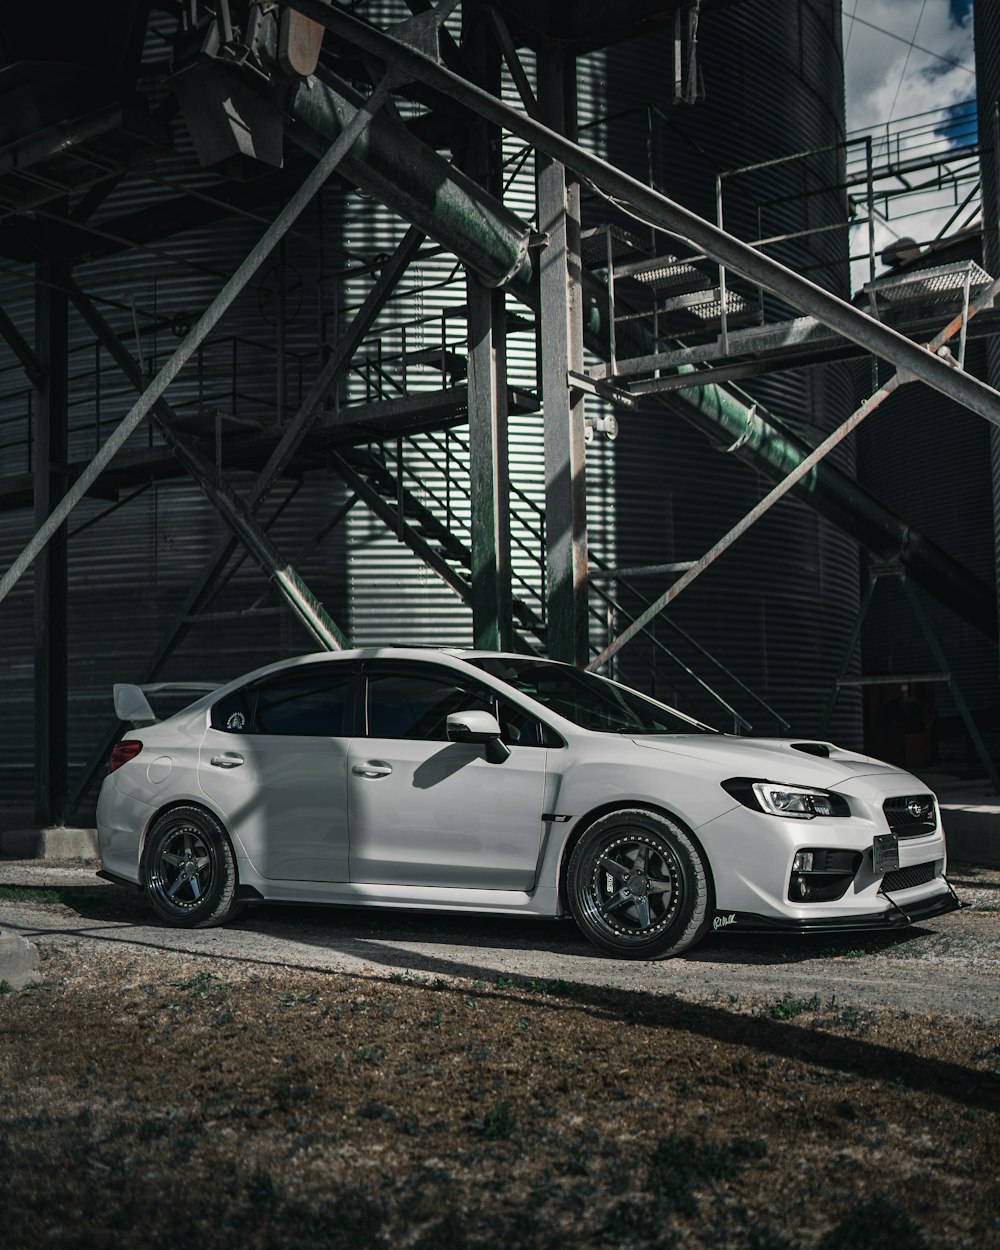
xmin=906 ymin=798 xmax=927 ymax=820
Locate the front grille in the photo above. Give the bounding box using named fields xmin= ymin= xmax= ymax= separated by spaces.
xmin=883 ymin=795 xmax=937 ymax=838
xmin=881 ymin=862 xmax=936 ymax=892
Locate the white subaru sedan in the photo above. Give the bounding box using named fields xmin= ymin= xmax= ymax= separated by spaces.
xmin=96 ymin=647 xmax=959 ymax=958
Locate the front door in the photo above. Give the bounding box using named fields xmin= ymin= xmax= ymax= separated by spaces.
xmin=347 ymin=663 xmax=548 ymax=890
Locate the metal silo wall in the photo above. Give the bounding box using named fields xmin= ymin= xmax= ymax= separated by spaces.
xmin=578 ymin=0 xmax=861 ymax=741
xmin=857 ymin=336 xmax=1000 ymax=770
xmin=975 ymin=0 xmax=1000 ymax=684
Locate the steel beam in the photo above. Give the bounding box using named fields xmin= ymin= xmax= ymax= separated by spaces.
xmin=32 ymin=259 xmax=69 ymax=825
xmin=463 ymin=13 xmax=513 ymax=652
xmin=537 ymin=51 xmax=589 ymax=666
xmin=467 ymin=278 xmax=513 ymax=651
xmin=0 ymin=75 xmax=389 ymax=610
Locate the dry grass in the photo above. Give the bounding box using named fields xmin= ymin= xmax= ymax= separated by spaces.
xmin=1 ymin=941 xmax=998 ymax=1250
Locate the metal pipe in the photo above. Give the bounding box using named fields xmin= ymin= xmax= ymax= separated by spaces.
xmin=291 ymin=73 xmax=533 ymax=289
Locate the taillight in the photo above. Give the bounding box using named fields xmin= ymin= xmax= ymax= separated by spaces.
xmin=108 ymin=740 xmax=143 ymax=773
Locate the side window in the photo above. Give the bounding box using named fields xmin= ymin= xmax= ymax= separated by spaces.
xmin=211 ymin=666 xmax=350 ymax=737
xmin=255 ymin=667 xmax=351 ymax=736
xmin=364 ymin=668 xmax=555 ymax=746
xmin=366 ymin=671 xmax=492 ymax=741
xmin=495 ymin=698 xmax=551 ymax=748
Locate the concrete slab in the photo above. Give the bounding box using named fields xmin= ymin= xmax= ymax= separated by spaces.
xmin=0 ymin=827 xmax=99 ymax=862
xmin=0 ymin=929 xmax=41 ymax=990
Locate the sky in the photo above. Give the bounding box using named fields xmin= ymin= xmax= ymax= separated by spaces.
xmin=842 ymin=0 xmax=978 ymax=277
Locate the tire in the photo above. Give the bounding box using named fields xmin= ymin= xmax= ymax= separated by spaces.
xmin=142 ymin=805 xmax=243 ymax=928
xmin=567 ymin=808 xmax=711 ymax=959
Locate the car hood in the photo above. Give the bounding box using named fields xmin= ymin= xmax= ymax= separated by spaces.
xmin=628 ymin=735 xmax=915 ymax=787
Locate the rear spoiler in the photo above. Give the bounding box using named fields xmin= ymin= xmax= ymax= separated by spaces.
xmin=113 ymin=682 xmax=219 ymax=727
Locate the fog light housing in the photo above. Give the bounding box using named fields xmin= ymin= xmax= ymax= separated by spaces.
xmin=787 ymin=849 xmax=863 ymax=903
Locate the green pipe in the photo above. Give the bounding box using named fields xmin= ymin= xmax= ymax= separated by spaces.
xmin=292 ymin=74 xmax=533 ymax=289
xmin=290 ymin=75 xmax=997 ymax=640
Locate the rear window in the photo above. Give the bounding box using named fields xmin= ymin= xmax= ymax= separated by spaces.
xmin=211 ymin=665 xmax=351 ymax=737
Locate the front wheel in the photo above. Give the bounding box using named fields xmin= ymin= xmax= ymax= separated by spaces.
xmin=567 ymin=809 xmax=711 ymax=959
xmin=142 ymin=805 xmax=242 ymax=928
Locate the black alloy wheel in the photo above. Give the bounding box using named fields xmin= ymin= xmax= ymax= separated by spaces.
xmin=567 ymin=808 xmax=711 ymax=958
xmin=142 ymin=805 xmax=242 ymax=928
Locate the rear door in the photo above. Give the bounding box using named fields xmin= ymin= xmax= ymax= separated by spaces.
xmin=347 ymin=661 xmax=548 ymax=890
xmin=198 ymin=662 xmax=354 ymax=882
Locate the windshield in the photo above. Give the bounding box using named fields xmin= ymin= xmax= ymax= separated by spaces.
xmin=469 ymin=657 xmax=717 ymax=735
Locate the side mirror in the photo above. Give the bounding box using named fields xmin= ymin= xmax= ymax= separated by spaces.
xmin=113 ymin=683 xmax=157 ymax=727
xmin=446 ymin=710 xmax=511 ymax=763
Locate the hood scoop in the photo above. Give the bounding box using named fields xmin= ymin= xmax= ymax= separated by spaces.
xmin=790 ymin=741 xmax=831 ymax=758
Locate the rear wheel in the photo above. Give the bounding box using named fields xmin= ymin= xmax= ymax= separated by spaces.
xmin=142 ymin=805 xmax=242 ymax=928
xmin=567 ymin=809 xmax=711 ymax=958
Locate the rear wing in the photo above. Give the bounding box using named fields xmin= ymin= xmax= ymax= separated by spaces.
xmin=113 ymin=682 xmax=219 ymax=727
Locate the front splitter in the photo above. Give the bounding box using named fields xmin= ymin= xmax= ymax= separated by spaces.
xmin=710 ymin=888 xmax=961 ymax=936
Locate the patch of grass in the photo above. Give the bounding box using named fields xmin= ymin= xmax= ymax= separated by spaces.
xmin=830 ymin=1002 xmax=877 ymax=1034
xmin=481 ymin=1098 xmax=515 ymax=1141
xmin=818 ymin=1197 xmax=929 ymax=1250
xmin=647 ymin=1133 xmax=767 ymax=1216
xmin=354 ymin=1044 xmax=386 ymax=1065
xmin=0 ymin=885 xmax=63 ymax=904
xmin=161 ymin=971 xmax=227 ymax=997
xmin=768 ymin=992 xmax=822 ymax=1020
xmin=136 ymin=1117 xmax=172 ymax=1142
xmin=272 ymin=1082 xmax=313 ymax=1103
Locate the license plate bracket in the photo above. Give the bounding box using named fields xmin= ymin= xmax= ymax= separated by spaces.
xmin=873 ymin=833 xmax=899 ymax=875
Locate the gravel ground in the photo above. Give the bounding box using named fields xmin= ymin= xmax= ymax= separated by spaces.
xmin=1 ymin=858 xmax=998 ymax=1019
xmin=1 ymin=859 xmax=998 ymax=1249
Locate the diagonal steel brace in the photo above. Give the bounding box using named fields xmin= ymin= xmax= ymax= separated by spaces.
xmin=588 ymin=276 xmax=1000 ymax=672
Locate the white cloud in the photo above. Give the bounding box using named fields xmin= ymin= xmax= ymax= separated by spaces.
xmin=843 ymin=0 xmax=974 ymax=131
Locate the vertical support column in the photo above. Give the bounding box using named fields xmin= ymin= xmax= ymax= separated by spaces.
xmin=537 ymin=51 xmax=588 ymax=666
xmin=463 ymin=8 xmax=512 ymax=651
xmin=33 ymin=259 xmax=70 ymax=825
xmin=467 ymin=278 xmax=512 ymax=649
xmin=974 ymin=0 xmax=1000 ymax=688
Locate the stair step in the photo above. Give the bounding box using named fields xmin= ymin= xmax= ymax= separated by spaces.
xmin=617 ymin=254 xmax=712 ymax=297
xmin=581 ymin=224 xmax=651 ymax=269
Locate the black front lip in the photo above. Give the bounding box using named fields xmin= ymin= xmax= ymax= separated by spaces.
xmin=711 ymin=889 xmax=961 ymax=935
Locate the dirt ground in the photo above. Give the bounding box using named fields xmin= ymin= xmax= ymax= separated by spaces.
xmin=1 ymin=928 xmax=998 ymax=1250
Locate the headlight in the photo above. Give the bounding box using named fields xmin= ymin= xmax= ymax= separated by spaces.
xmin=722 ymin=778 xmax=850 ymax=819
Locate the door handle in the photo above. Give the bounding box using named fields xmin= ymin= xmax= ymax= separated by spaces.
xmin=352 ymin=760 xmax=392 ymax=778
xmin=210 ymin=753 xmax=245 ymax=768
